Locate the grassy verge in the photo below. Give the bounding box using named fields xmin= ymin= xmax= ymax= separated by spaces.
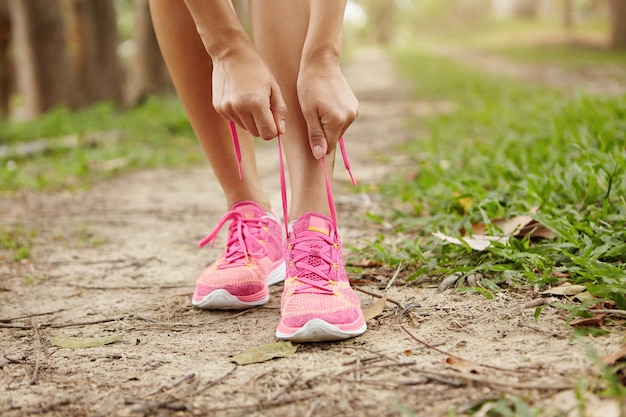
xmin=357 ymin=46 xmax=625 ymax=308
xmin=349 ymin=43 xmax=626 ymax=415
xmin=0 ymin=96 xmax=202 ymax=191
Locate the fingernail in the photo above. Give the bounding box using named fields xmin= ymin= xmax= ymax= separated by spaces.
xmin=280 ymin=119 xmax=286 ymax=134
xmin=313 ymin=145 xmax=324 ymax=159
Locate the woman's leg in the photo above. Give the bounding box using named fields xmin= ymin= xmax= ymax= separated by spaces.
xmin=149 ymin=0 xmax=270 ymax=211
xmin=150 ymin=1 xmax=285 ymax=311
xmin=248 ymin=1 xmax=334 ymax=220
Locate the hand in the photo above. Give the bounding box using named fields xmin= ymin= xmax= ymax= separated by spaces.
xmin=297 ymin=61 xmax=358 ymax=159
xmin=211 ymin=47 xmax=287 ymax=140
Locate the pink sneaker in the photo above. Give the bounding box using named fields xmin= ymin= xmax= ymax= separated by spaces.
xmin=276 ymin=213 xmax=366 ymax=342
xmin=192 ymin=201 xmax=285 ymax=310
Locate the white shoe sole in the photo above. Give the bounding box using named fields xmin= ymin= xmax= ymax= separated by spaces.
xmin=276 ymin=319 xmax=367 ymax=343
xmin=192 ymin=262 xmax=286 ymax=310
xmin=192 ymin=289 xmax=268 ymax=310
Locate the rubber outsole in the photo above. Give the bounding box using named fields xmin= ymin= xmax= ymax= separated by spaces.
xmin=192 ymin=262 xmax=286 ymax=310
xmin=276 ymin=318 xmax=367 ymax=343
xmin=192 ymin=289 xmax=268 ymax=310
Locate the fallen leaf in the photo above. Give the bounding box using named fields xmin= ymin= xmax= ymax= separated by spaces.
xmin=444 ymin=356 xmax=481 ymax=374
xmin=437 ymin=273 xmax=461 ymax=293
xmin=363 ymin=294 xmax=387 ymax=321
xmin=457 ymin=196 xmax=474 ymax=213
xmin=231 ymin=341 xmax=297 ymax=366
xmin=472 ymin=214 xmax=533 ymax=236
xmin=574 ymin=291 xmax=594 ymax=303
xmin=517 ymin=221 xmax=556 ymax=239
xmin=433 ymin=232 xmax=508 ymax=251
xmin=541 ymin=283 xmax=587 ymax=296
xmin=602 ymin=346 xmax=626 ymax=366
xmin=52 ymin=334 xmax=122 ymax=349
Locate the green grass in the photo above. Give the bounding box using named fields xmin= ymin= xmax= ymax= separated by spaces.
xmin=357 ymin=47 xmax=626 ymax=310
xmin=0 ymin=96 xmax=202 ymax=191
xmin=0 ymin=223 xmax=35 ymax=261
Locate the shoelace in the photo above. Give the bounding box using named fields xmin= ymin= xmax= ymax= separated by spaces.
xmin=198 ymin=209 xmax=268 ymax=269
xmin=228 ymin=121 xmax=356 ymax=236
xmin=229 ymin=120 xmax=356 ymax=295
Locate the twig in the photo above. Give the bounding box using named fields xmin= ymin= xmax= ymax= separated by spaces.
xmin=335 ymin=361 xmax=416 ymax=378
xmin=354 ymin=287 xmax=404 ymax=309
xmin=517 ymin=321 xmax=566 ymax=338
xmin=398 ymin=304 xmax=526 ymax=374
xmin=29 ymin=318 xmax=44 ymax=385
xmin=197 ymin=366 xmax=237 ymax=393
xmin=0 ymin=309 xmax=64 ymax=323
xmin=202 ymin=394 xmax=316 ymax=413
xmin=265 ymin=371 xmax=302 ymax=403
xmin=0 ymin=315 xmax=198 ymax=330
xmin=385 ymin=262 xmax=403 ymax=290
xmin=144 ymin=373 xmax=196 ymax=397
xmin=586 ymin=309 xmax=626 ymax=318
xmin=355 ymin=354 xmax=361 ymax=382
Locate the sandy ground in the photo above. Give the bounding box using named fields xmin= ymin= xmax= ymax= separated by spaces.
xmin=1 ymin=48 xmax=624 ymax=417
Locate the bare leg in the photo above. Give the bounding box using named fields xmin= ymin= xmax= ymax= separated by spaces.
xmin=149 ymin=1 xmax=270 ymax=211
xmin=249 ymin=1 xmax=335 ymax=220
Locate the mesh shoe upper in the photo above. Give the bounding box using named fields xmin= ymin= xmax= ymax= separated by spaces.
xmin=278 ymin=213 xmax=364 ymax=330
xmin=193 ymin=201 xmax=284 ymax=305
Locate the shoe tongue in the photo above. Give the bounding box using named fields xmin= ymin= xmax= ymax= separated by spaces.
xmin=232 ymin=201 xmax=262 ymax=219
xmin=294 ymin=213 xmax=332 ymax=237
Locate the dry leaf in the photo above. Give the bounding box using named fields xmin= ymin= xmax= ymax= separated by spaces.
xmin=602 ymin=346 xmax=626 ymax=366
xmin=574 ymin=291 xmax=594 ymax=303
xmin=541 ymin=284 xmax=587 ymax=296
xmin=472 ymin=214 xmax=533 ymax=236
xmin=444 ymin=356 xmax=481 ymax=374
xmin=437 ymin=273 xmax=461 ymax=293
xmin=363 ymin=294 xmax=387 ymax=321
xmin=518 ymin=221 xmax=556 ymax=239
xmin=231 ymin=341 xmax=297 ymax=366
xmin=52 ymin=334 xmax=122 ymax=349
xmin=433 ymin=232 xmax=508 ymax=251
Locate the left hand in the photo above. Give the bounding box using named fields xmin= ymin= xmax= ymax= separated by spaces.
xmin=297 ymin=61 xmax=359 ymax=159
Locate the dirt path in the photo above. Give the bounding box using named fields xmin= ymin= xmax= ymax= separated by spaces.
xmin=0 ymin=48 xmax=623 ymax=417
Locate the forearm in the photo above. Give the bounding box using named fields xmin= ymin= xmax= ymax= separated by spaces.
xmin=183 ymin=0 xmax=252 ymax=59
xmin=301 ymin=0 xmax=348 ymax=65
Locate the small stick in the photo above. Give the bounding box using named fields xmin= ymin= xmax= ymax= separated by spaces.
xmin=355 ymin=287 xmax=404 ymax=309
xmin=398 ymin=304 xmax=526 ymax=374
xmin=0 ymin=309 xmax=64 ymax=323
xmin=517 ymin=321 xmax=565 ymax=338
xmin=355 ymin=354 xmax=361 ymax=382
xmin=265 ymin=371 xmax=302 ymax=403
xmin=385 ymin=262 xmax=403 ymax=291
xmin=29 ymin=318 xmax=43 ymax=385
xmin=197 ymin=366 xmax=237 ymax=393
xmin=586 ymin=309 xmax=626 ymax=318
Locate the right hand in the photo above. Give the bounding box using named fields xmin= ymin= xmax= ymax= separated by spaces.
xmin=211 ymin=47 xmax=287 ymax=140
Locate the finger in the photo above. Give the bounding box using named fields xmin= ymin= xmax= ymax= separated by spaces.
xmin=303 ymin=109 xmax=328 ymax=160
xmin=237 ymin=112 xmax=261 ymax=138
xmin=270 ymin=84 xmax=288 ymax=135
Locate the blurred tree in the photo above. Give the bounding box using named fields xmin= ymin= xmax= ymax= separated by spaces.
xmin=357 ymin=0 xmax=397 ymax=45
xmin=66 ymin=0 xmax=124 ymax=107
xmin=126 ymin=0 xmax=171 ymax=106
xmin=563 ymin=0 xmax=574 ymax=29
xmin=8 ymin=0 xmax=74 ymax=118
xmin=0 ymin=0 xmax=12 ymax=118
xmin=609 ymin=0 xmax=626 ymax=49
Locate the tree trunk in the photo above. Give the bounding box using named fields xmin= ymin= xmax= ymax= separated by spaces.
xmin=126 ymin=0 xmax=171 ymax=106
xmin=8 ymin=0 xmax=74 ymax=118
xmin=609 ymin=0 xmax=626 ymax=49
xmin=66 ymin=0 xmax=124 ymax=107
xmin=563 ymin=0 xmax=574 ymax=30
xmin=0 ymin=0 xmax=12 ymax=118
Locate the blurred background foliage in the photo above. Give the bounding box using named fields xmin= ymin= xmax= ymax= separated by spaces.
xmin=0 ymin=0 xmax=624 ymax=190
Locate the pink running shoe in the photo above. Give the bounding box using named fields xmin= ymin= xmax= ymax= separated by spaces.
xmin=192 ymin=201 xmax=285 ymax=310
xmin=276 ymin=213 xmax=366 ymax=342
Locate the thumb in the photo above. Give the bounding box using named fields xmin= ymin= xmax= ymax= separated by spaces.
xmin=270 ymin=84 xmax=288 ymax=135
